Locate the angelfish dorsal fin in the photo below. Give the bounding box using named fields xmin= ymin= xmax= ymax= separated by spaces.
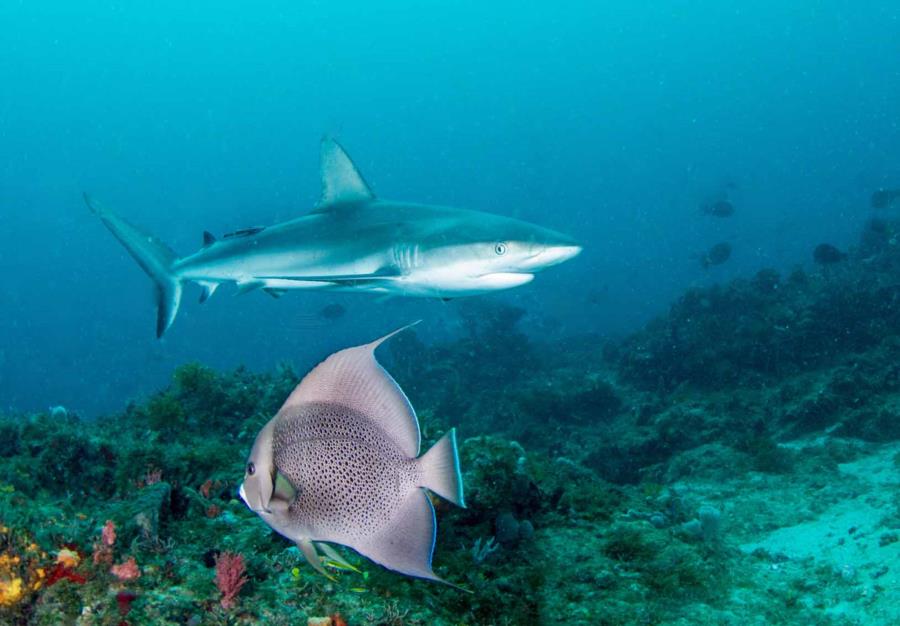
xmin=279 ymin=322 xmax=421 ymax=457
xmin=316 ymin=136 xmax=375 ymax=210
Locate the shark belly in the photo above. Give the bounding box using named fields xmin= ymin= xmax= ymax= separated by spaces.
xmin=178 ymin=240 xmax=396 ymax=293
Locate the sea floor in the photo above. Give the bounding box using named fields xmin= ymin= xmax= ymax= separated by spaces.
xmin=674 ymin=438 xmax=900 ymax=625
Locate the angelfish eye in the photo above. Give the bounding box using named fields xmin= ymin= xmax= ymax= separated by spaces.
xmin=494 ymin=242 xmax=508 ymax=255
xmin=246 ymin=462 xmax=255 ymax=476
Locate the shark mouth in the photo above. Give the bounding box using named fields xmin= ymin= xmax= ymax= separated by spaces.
xmin=475 ymin=272 xmax=535 ymax=289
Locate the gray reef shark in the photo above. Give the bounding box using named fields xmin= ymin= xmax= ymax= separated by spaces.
xmin=86 ymin=137 xmax=582 ymax=337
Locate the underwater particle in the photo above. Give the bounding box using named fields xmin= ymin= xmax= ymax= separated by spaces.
xmin=701 ymin=199 xmax=735 ymax=217
xmin=700 ymin=242 xmax=732 ymax=269
xmin=813 ymin=243 xmax=847 ymax=264
xmin=871 ymin=188 xmax=900 ymax=208
xmin=238 ymin=324 xmax=466 ymax=584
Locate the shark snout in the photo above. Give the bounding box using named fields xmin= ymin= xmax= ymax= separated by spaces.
xmin=523 ymin=243 xmax=582 ymax=271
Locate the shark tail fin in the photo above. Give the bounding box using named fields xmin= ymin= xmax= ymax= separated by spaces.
xmin=84 ymin=193 xmax=183 ymax=338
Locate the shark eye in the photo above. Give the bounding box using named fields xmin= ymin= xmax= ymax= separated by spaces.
xmin=494 ymin=242 xmax=508 ymax=256
xmin=246 ymin=462 xmax=256 ymax=476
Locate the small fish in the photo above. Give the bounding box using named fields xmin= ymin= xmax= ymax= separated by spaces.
xmin=239 ymin=323 xmax=466 ymax=585
xmin=813 ymin=243 xmax=847 ymax=265
xmin=701 ymin=199 xmax=735 ymax=218
xmin=700 ymin=242 xmax=732 ymax=269
xmin=318 ymin=302 xmax=346 ymax=321
xmin=871 ymin=189 xmax=900 ymax=209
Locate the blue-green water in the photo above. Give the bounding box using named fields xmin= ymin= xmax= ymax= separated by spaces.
xmin=3 ymin=1 xmax=898 ymax=415
xmin=3 ymin=3 xmax=900 ymax=625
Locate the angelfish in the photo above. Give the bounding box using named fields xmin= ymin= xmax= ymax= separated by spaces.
xmin=239 ymin=323 xmax=465 ymax=584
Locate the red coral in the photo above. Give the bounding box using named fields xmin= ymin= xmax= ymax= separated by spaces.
xmin=93 ymin=520 xmax=117 ymax=565
xmin=332 ymin=612 xmax=348 ymax=626
xmin=111 ymin=557 xmax=141 ymax=581
xmin=214 ymin=551 xmax=248 ymax=610
xmin=46 ymin=562 xmax=87 ymax=586
xmin=116 ymin=590 xmax=137 ymax=616
xmin=102 ymin=520 xmax=117 ymax=547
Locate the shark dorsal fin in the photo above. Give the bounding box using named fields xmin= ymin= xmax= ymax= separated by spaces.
xmin=316 ymin=136 xmax=375 ymax=210
xmin=202 ymin=231 xmax=216 ymax=247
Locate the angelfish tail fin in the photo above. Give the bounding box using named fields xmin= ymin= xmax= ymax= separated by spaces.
xmin=84 ymin=193 xmax=183 ymax=337
xmin=418 ymin=429 xmax=465 ymax=507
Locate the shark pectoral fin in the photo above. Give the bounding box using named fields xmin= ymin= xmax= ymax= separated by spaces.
xmin=235 ymin=280 xmax=264 ymax=295
xmin=198 ymin=281 xmax=219 ymax=304
xmin=263 ymin=288 xmax=287 ymax=299
xmin=317 ymin=543 xmax=361 ymax=573
xmin=314 ymin=136 xmax=375 ymax=211
xmin=298 ymin=538 xmax=336 ymax=581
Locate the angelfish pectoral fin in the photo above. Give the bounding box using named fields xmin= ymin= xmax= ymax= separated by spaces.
xmin=273 ymin=471 xmax=296 ymax=503
xmin=317 ymin=543 xmax=361 ymax=573
xmin=297 ymin=538 xmax=336 ymax=581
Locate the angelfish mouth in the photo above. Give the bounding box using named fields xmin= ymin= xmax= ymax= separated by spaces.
xmin=238 ymin=483 xmax=271 ymax=514
xmin=238 ymin=483 xmax=249 ymax=506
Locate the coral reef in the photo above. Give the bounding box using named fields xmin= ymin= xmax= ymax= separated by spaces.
xmin=5 ymin=217 xmax=900 ymax=624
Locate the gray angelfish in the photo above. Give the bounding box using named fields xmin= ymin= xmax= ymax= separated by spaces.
xmin=86 ymin=136 xmax=581 ymax=337
xmin=239 ymin=323 xmax=465 ymax=584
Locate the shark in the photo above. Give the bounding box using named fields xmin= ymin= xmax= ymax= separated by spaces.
xmin=86 ymin=137 xmax=582 ymax=337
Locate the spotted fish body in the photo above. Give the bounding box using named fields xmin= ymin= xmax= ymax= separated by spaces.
xmin=239 ymin=324 xmax=465 ymax=583
xmin=273 ymin=402 xmax=418 ymax=543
